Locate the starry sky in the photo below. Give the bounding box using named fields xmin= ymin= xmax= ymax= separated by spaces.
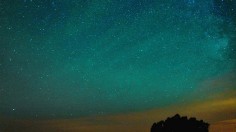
xmin=0 ymin=0 xmax=236 ymax=131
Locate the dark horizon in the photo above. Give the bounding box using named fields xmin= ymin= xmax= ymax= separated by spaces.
xmin=0 ymin=0 xmax=236 ymax=131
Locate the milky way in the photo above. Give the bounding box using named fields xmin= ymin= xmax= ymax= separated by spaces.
xmin=0 ymin=0 xmax=235 ymax=119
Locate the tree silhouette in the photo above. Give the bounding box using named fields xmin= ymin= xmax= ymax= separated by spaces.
xmin=151 ymin=114 xmax=209 ymax=132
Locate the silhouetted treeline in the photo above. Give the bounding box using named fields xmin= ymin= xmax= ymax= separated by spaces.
xmin=151 ymin=114 xmax=209 ymax=132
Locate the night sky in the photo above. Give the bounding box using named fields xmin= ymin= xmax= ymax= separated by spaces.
xmin=0 ymin=0 xmax=236 ymax=131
